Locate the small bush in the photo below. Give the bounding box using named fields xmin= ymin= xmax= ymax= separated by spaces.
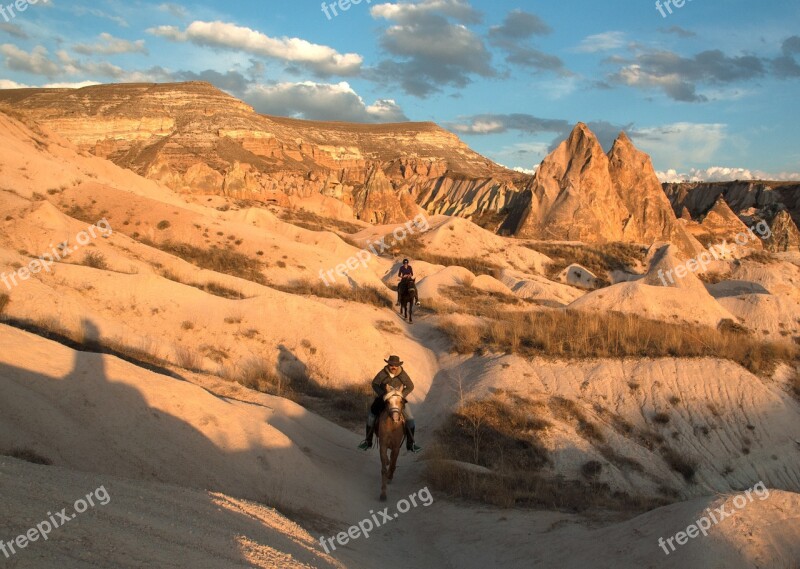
xmin=661 ymin=447 xmax=697 ymax=482
xmin=157 ymin=220 xmax=171 ymax=230
xmin=3 ymin=447 xmax=52 ymax=465
xmin=82 ymin=251 xmax=108 ymax=270
xmin=580 ymin=460 xmax=603 ymax=479
xmin=174 ymin=345 xmax=203 ymax=372
xmin=0 ymin=293 xmax=8 ymax=316
xmin=181 ymin=320 xmax=194 ymax=330
xmin=652 ymin=412 xmax=671 ymax=425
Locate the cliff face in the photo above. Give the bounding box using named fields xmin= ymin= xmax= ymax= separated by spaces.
xmin=502 ymin=124 xmax=703 ymax=257
xmin=663 ymin=181 xmax=800 ymax=252
xmin=0 ymin=81 xmax=526 ymax=224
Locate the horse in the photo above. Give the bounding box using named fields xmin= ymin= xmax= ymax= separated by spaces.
xmin=378 ymin=385 xmax=406 ymax=501
xmin=398 ymin=277 xmax=419 ymax=323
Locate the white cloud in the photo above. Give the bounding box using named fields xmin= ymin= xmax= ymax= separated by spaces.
xmin=73 ymin=33 xmax=148 ymax=56
xmin=631 ymin=122 xmax=727 ymax=170
xmin=42 ymin=80 xmax=102 ymax=89
xmin=0 ymin=78 xmax=30 ymax=89
xmin=573 ymin=31 xmax=627 ymax=53
xmin=244 ymin=81 xmax=408 ymax=123
xmin=371 ymin=0 xmax=481 ymax=25
xmin=657 ymin=167 xmax=800 ymax=183
xmin=147 ymin=21 xmax=362 ymax=76
xmin=0 ymin=44 xmax=61 ymax=76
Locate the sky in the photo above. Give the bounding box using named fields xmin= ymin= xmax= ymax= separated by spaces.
xmin=0 ymin=0 xmax=799 ymax=181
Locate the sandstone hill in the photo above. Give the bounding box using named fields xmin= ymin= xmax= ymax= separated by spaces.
xmin=0 ymin=82 xmax=526 ymax=225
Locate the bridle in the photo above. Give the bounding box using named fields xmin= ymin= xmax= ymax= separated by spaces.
xmin=383 ymin=386 xmax=405 ymax=424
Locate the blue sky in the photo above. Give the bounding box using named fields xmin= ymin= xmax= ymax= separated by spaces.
xmin=1 ymin=0 xmax=799 ymax=180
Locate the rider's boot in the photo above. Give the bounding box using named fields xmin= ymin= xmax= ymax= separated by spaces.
xmin=358 ymin=414 xmax=376 ymax=450
xmin=405 ymin=419 xmax=422 ymax=453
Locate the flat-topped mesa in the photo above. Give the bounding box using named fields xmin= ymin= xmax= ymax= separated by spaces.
xmin=0 ymin=81 xmax=524 ymax=224
xmin=504 ymin=123 xmax=704 ymax=257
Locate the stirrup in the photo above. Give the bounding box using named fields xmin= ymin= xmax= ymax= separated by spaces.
xmin=407 ymin=444 xmax=422 ymax=453
xmin=358 ymin=440 xmax=372 ymax=451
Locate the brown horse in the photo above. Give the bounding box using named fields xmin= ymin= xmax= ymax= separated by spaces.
xmin=398 ymin=277 xmax=419 ymax=323
xmin=378 ymin=385 xmax=405 ymax=501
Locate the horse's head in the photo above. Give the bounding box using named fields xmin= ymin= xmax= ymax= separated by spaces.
xmin=383 ymin=385 xmax=405 ymax=423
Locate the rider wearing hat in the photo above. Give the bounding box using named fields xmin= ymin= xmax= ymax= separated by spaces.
xmin=396 ymin=259 xmax=414 ymax=306
xmin=358 ymin=355 xmax=422 ymax=453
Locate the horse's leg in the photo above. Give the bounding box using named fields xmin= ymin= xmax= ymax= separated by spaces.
xmin=388 ymin=431 xmax=401 ymax=482
xmin=408 ymin=300 xmax=413 ymax=323
xmin=379 ymin=440 xmax=389 ymax=501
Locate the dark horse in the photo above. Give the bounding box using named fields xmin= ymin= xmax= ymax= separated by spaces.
xmin=378 ymin=385 xmax=406 ymax=501
xmin=398 ymin=277 xmax=419 ymax=323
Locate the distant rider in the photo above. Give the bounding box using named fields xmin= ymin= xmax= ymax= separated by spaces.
xmin=396 ymin=258 xmax=414 ymax=306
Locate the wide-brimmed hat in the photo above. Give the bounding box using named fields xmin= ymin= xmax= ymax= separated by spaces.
xmin=384 ymin=355 xmax=403 ymax=366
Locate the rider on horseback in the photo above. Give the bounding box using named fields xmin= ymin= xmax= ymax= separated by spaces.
xmin=396 ymin=259 xmax=414 ymax=306
xmin=358 ymin=355 xmax=422 ymax=453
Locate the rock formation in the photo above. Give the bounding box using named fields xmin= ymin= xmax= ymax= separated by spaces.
xmin=501 ymin=124 xmax=704 ymax=257
xmin=0 ymin=81 xmax=526 ymax=224
xmin=663 ymin=181 xmax=800 ymax=252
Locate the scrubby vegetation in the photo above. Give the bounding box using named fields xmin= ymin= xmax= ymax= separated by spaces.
xmin=150 ymin=241 xmax=267 ymax=285
xmin=225 ymin=356 xmax=373 ymax=429
xmin=393 ymin=234 xmax=501 ymax=277
xmin=525 ymin=242 xmax=647 ymax=283
xmin=438 ymin=309 xmax=796 ymax=376
xmin=277 ymin=208 xmax=363 ymax=234
xmin=269 ymin=279 xmax=393 ymax=309
xmin=158 ymin=268 xmax=247 ymax=299
xmin=426 ymin=391 xmax=670 ymax=512
xmin=82 ymin=251 xmax=109 ymax=270
xmin=2 ymin=447 xmax=52 ymax=465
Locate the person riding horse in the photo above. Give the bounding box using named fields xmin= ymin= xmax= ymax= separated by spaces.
xmin=358 ymin=355 xmax=422 ymax=453
xmin=396 ymin=259 xmax=414 ymax=306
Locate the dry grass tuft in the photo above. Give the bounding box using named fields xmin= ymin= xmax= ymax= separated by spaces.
xmin=277 ymin=209 xmax=363 ymax=234
xmin=395 ymin=234 xmax=501 ymax=276
xmin=438 ymin=309 xmax=797 ymax=375
xmin=82 ymin=251 xmax=108 ymax=270
xmin=270 ymin=279 xmax=392 ymax=309
xmin=150 ymin=240 xmax=267 ymax=285
xmin=0 ymin=293 xmax=8 ymax=317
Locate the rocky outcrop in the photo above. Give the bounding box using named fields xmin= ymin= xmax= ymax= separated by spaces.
xmin=0 ymin=81 xmax=525 ymax=225
xmin=698 ymin=195 xmax=762 ymax=248
xmin=763 ymin=209 xmax=800 ymax=252
xmin=664 ymin=181 xmax=800 ymax=252
xmin=502 ymin=124 xmax=703 ymax=257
